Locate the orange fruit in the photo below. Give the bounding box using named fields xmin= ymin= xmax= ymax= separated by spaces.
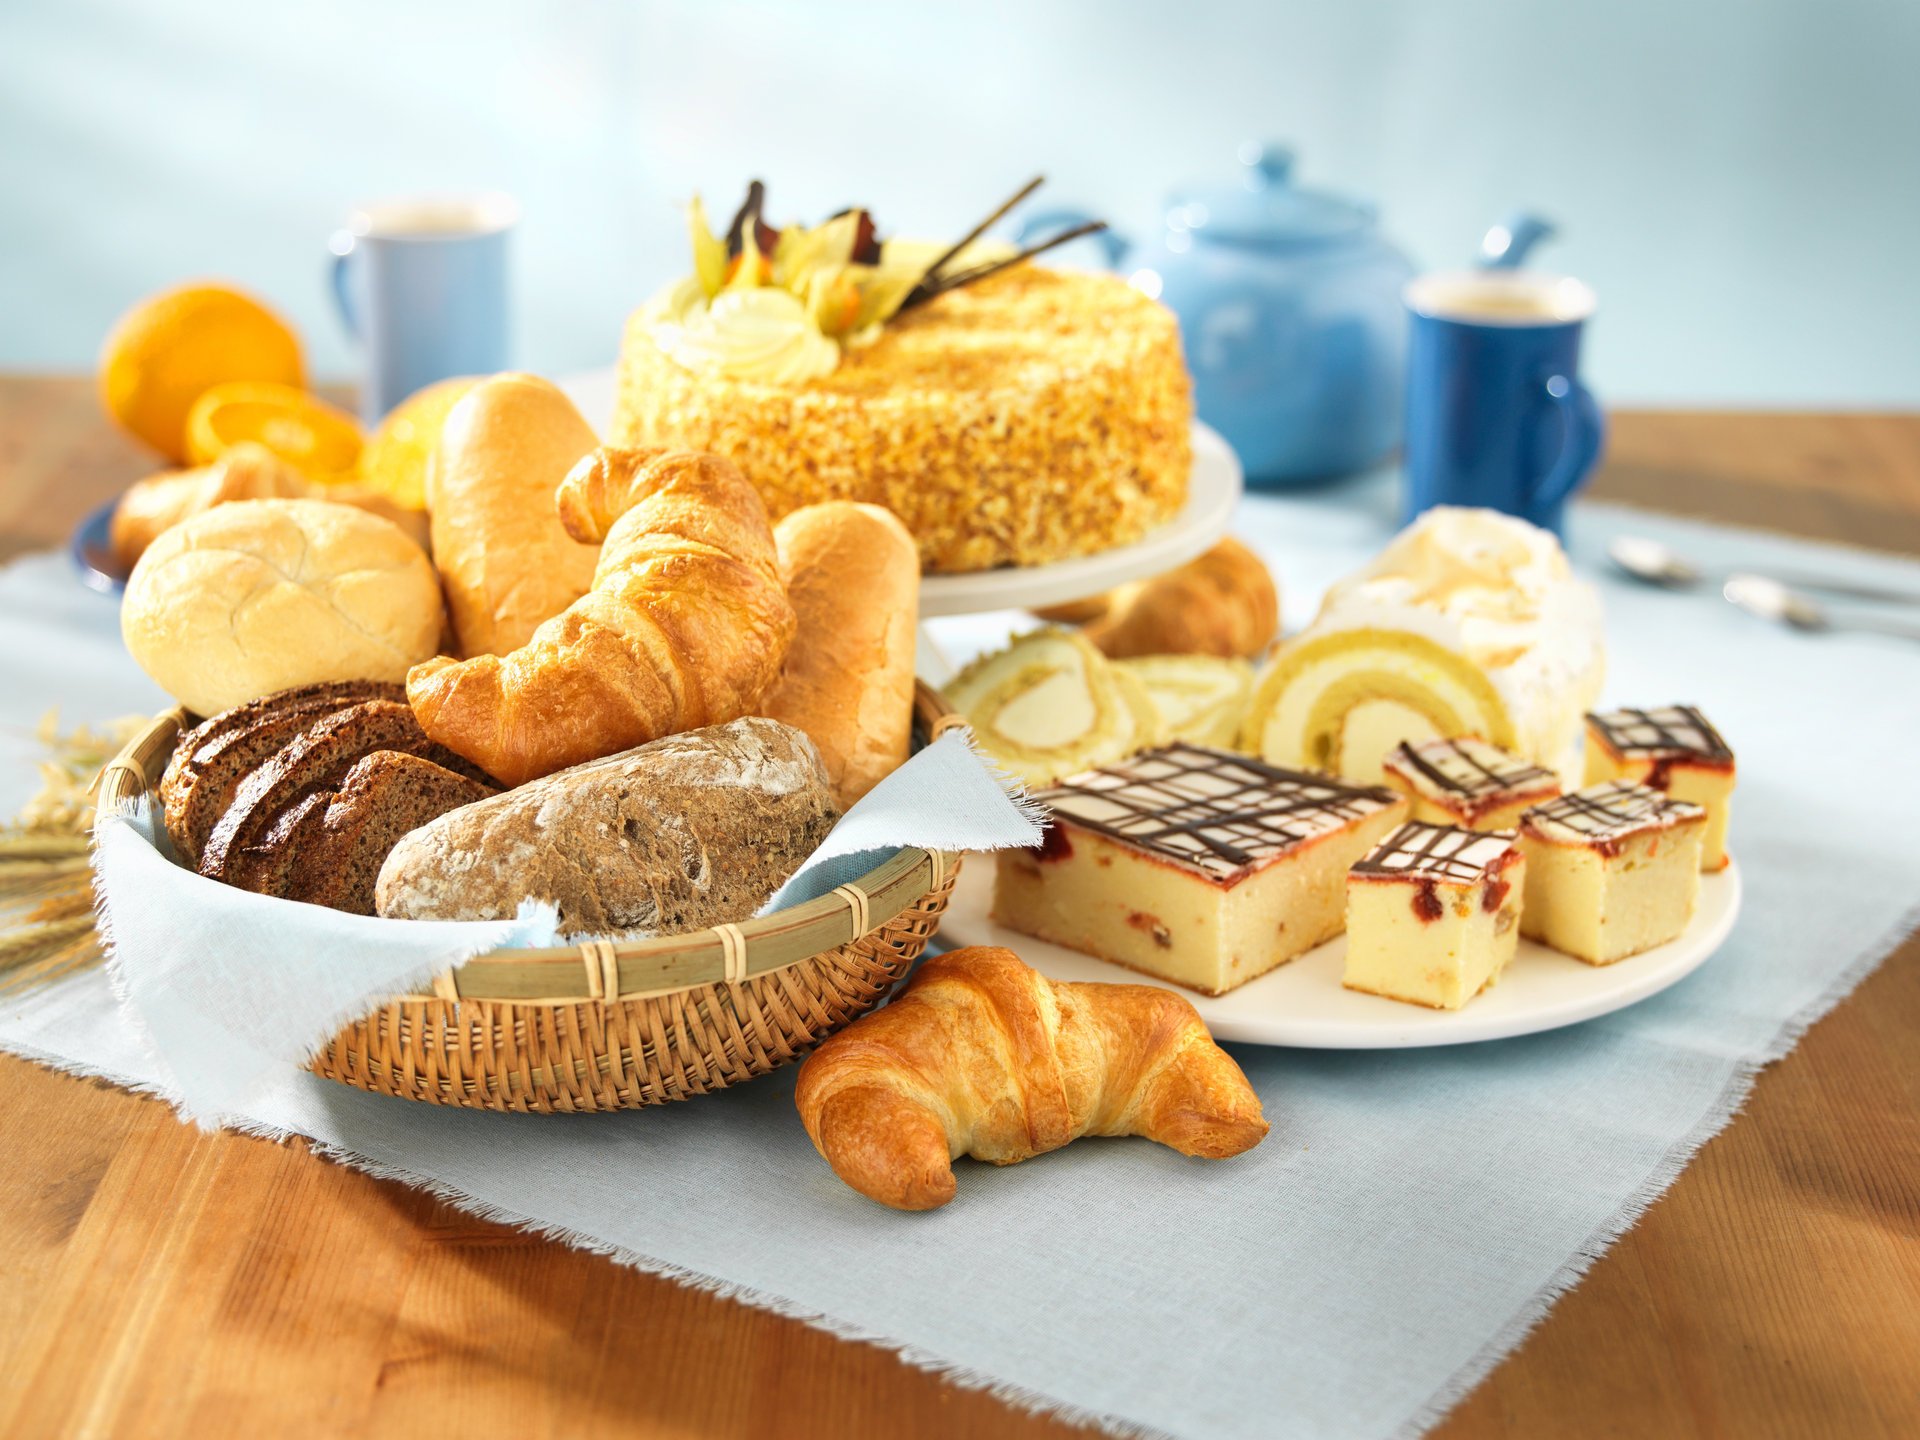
xmin=184 ymin=381 xmax=364 ymax=481
xmin=98 ymin=283 xmax=304 ymax=462
xmin=357 ymin=376 xmax=481 ymax=510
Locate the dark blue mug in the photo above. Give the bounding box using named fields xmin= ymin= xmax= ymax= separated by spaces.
xmin=1401 ymin=271 xmax=1603 ymax=536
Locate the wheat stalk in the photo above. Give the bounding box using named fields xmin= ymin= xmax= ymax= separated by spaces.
xmin=0 ymin=707 xmax=144 ymax=992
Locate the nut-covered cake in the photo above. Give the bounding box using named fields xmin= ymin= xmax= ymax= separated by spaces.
xmin=610 ymin=183 xmax=1193 ymax=574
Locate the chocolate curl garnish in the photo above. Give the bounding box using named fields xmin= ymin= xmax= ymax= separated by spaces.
xmin=825 ymin=206 xmax=884 ymax=265
xmin=901 ymin=218 xmax=1111 ymax=311
xmin=850 ymin=209 xmax=881 ymax=265
xmin=725 ymin=180 xmax=778 ymax=259
xmin=918 ymin=175 xmax=1046 ymax=287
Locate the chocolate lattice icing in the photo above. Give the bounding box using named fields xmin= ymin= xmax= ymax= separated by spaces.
xmin=1383 ymin=737 xmax=1557 ymax=802
xmin=1587 ymin=706 xmax=1732 ymax=763
xmin=1351 ymin=821 xmax=1519 ymax=885
xmin=1034 ymin=744 xmax=1399 ymax=879
xmin=1522 ymin=780 xmax=1703 ymax=845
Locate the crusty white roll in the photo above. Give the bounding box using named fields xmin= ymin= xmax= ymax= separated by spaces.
xmin=121 ymin=498 xmax=446 ymax=717
xmin=427 ymin=372 xmax=599 ymax=658
xmin=761 ymin=502 xmax=918 ymax=806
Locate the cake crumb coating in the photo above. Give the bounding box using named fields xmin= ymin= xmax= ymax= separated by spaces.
xmin=612 ymin=267 xmax=1193 ymax=573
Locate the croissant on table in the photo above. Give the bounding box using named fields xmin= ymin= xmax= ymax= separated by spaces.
xmin=408 ymin=446 xmax=797 ymax=786
xmin=795 ymin=946 xmax=1269 ymax=1211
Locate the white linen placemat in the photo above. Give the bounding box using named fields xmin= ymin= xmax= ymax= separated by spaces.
xmin=4 ymin=485 xmax=1917 ymax=1440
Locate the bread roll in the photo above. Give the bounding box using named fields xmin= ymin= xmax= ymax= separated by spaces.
xmin=111 ymin=442 xmax=429 ymax=572
xmin=121 ymin=499 xmax=446 ymax=717
xmin=761 ymin=503 xmax=918 ymax=806
xmin=377 ymin=717 xmax=838 ymax=938
xmin=1035 ymin=538 xmax=1280 ymax=660
xmin=428 ymin=373 xmax=599 ymax=657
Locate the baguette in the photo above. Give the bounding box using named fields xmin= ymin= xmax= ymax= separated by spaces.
xmin=761 ymin=502 xmax=918 ymax=806
xmin=427 ymin=373 xmax=600 ymax=657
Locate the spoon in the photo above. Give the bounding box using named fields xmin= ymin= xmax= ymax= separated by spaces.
xmin=1610 ymin=535 xmax=1920 ymax=605
xmin=1723 ymin=574 xmax=1920 ymax=640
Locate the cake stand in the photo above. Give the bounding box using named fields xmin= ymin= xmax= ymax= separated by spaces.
xmin=557 ymin=369 xmax=1244 ymax=618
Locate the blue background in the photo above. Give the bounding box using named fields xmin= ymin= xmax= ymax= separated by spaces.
xmin=3 ymin=0 xmax=1914 ymax=406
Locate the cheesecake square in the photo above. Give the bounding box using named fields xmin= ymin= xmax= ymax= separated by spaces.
xmin=992 ymin=743 xmax=1408 ymax=995
xmin=1519 ymin=781 xmax=1706 ymax=965
xmin=1343 ymin=822 xmax=1526 ymax=1011
xmin=1584 ymin=705 xmax=1735 ymax=872
xmin=1382 ymin=736 xmax=1562 ymax=832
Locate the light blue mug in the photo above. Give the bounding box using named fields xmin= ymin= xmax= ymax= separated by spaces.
xmin=1401 ymin=266 xmax=1604 ymax=537
xmin=329 ymin=194 xmax=517 ymax=423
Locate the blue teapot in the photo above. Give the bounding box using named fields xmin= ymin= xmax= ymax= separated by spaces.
xmin=1024 ymin=143 xmax=1417 ymax=486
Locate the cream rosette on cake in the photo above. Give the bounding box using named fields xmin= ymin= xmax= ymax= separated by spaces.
xmin=1240 ymin=507 xmax=1605 ymax=784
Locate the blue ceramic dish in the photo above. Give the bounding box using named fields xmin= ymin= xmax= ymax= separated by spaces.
xmin=70 ymin=498 xmax=127 ymax=596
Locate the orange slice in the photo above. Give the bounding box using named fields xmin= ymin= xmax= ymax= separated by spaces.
xmin=184 ymin=382 xmax=364 ymax=482
xmin=357 ymin=376 xmax=480 ymax=510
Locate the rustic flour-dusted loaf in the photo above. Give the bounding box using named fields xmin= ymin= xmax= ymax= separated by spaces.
xmin=376 ymin=716 xmax=840 ymax=938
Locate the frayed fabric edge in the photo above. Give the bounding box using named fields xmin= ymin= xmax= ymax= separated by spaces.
xmin=90 ymin=801 xmax=559 ymax=1131
xmin=944 ymin=725 xmax=1051 ymax=836
xmin=40 ymin=812 xmax=1920 ymax=1440
xmin=1385 ymin=886 xmax=1920 ymax=1440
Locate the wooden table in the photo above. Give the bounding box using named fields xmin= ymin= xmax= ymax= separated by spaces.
xmin=2 ymin=377 xmax=1916 ymax=1439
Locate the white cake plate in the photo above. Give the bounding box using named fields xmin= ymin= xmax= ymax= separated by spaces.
xmin=939 ymin=861 xmax=1743 ymax=1049
xmin=556 ymin=368 xmax=1242 ymax=618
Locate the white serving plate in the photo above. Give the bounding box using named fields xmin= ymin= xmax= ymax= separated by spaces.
xmin=940 ymin=859 xmax=1742 ymax=1049
xmin=556 ymin=368 xmax=1242 ymax=618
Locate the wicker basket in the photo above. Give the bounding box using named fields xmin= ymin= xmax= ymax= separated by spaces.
xmin=94 ymin=683 xmax=962 ymax=1113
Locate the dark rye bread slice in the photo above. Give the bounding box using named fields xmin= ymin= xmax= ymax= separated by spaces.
xmin=160 ymin=680 xmax=398 ymax=864
xmin=237 ymin=791 xmax=334 ymax=902
xmin=200 ymin=700 xmax=444 ymax=890
xmin=281 ymin=753 xmax=496 ymax=915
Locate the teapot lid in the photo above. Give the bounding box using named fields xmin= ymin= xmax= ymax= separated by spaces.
xmin=1169 ymin=143 xmax=1375 ymax=248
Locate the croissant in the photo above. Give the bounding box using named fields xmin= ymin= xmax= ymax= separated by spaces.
xmin=1034 ymin=538 xmax=1280 ymax=660
xmin=407 ymin=446 xmax=797 ymax=785
xmin=795 ymin=946 xmax=1268 ymax=1211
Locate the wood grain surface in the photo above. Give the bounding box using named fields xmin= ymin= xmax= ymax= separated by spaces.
xmin=0 ymin=377 xmax=1915 ymax=1440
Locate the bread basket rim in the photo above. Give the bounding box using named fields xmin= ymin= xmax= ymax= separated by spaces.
xmin=92 ymin=681 xmax=965 ymax=1006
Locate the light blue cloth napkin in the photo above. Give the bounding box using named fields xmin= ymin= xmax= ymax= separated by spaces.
xmin=93 ymin=799 xmax=561 ymax=1122
xmin=763 ymin=730 xmax=1042 ymax=910
xmin=3 ymin=484 xmax=1918 ymax=1440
